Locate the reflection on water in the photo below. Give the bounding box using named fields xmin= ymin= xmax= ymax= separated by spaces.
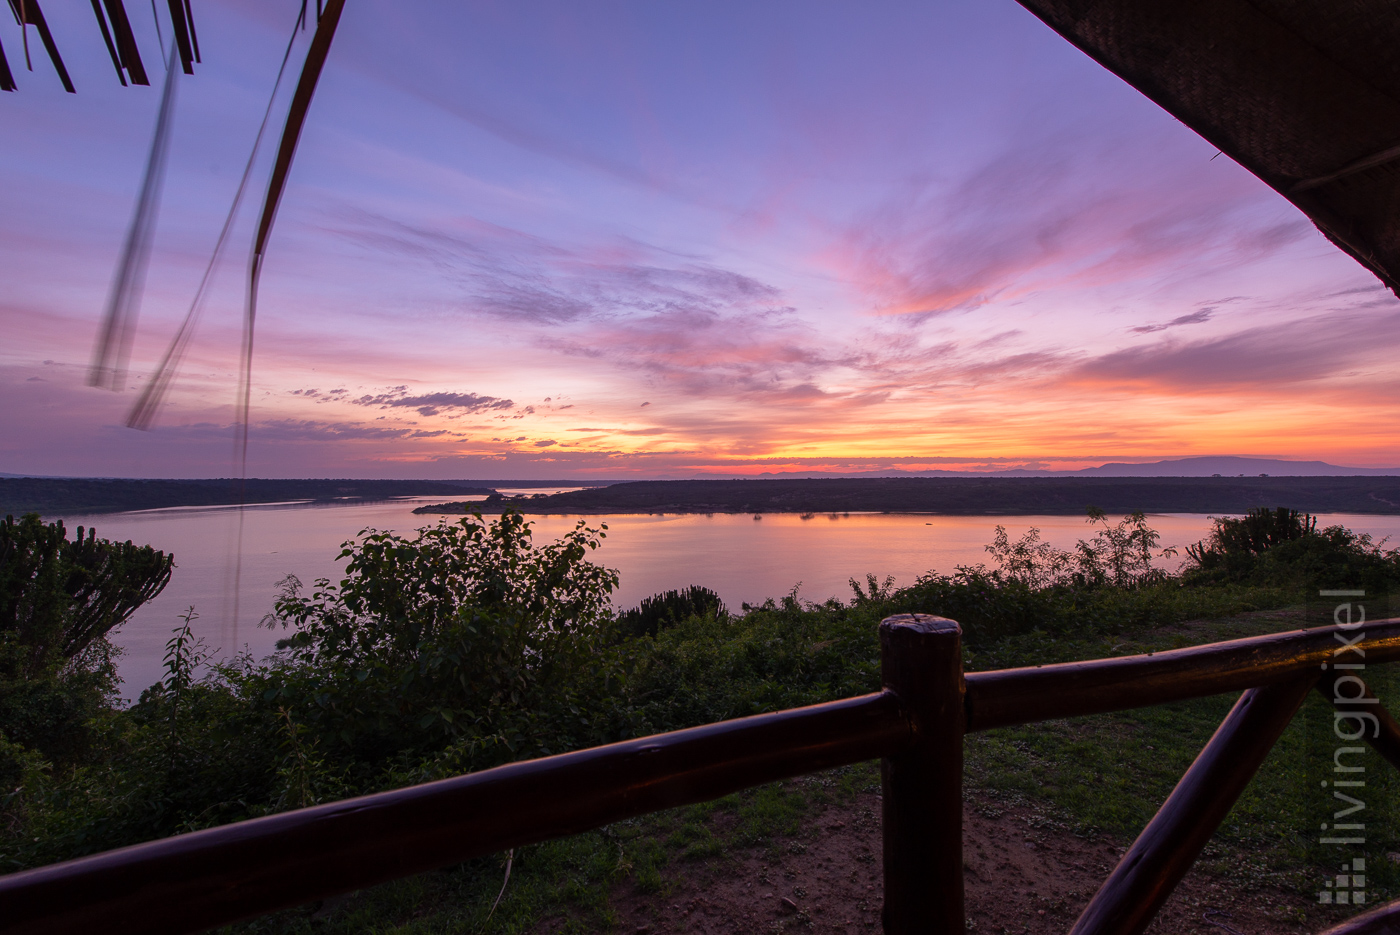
xmin=45 ymin=501 xmax=1400 ymax=700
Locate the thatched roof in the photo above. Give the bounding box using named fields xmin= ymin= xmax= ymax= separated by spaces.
xmin=1016 ymin=0 xmax=1400 ymax=297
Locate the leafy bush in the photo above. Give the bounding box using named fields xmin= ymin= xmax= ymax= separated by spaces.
xmin=1184 ymin=507 xmax=1400 ymax=591
xmin=617 ymin=585 xmax=726 ymax=639
xmin=1193 ymin=507 xmax=1316 ymax=558
xmin=258 ymin=512 xmax=634 ymax=777
xmin=864 ymin=509 xmax=1204 ymax=645
xmin=630 ymin=588 xmax=882 ymax=732
xmin=981 ymin=508 xmax=1177 ymax=590
xmin=4 ymin=512 xmax=641 ymax=870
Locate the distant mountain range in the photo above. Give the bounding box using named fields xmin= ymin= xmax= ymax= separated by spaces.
xmin=727 ymin=457 xmax=1400 ymax=479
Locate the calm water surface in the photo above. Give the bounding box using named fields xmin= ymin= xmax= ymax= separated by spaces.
xmin=47 ymin=500 xmax=1400 ymax=699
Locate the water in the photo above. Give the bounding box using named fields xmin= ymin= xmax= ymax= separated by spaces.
xmin=45 ymin=501 xmax=1400 ymax=700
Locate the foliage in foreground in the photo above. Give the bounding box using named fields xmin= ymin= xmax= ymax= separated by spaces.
xmin=2 ymin=504 xmax=1395 ymax=919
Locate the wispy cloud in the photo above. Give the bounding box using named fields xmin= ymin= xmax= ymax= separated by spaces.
xmin=1131 ymin=308 xmax=1215 ymax=334
xmin=253 ymin=420 xmax=433 ymax=442
xmin=326 ymin=211 xmax=784 ymax=326
xmin=833 ymin=129 xmax=1311 ymax=317
xmin=1070 ymin=311 xmax=1400 ymax=393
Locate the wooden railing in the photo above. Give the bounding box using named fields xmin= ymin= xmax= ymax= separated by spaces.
xmin=4 ymin=615 xmax=1400 ymax=935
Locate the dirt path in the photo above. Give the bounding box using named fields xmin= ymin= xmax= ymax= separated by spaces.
xmin=545 ymin=789 xmax=1333 ymax=935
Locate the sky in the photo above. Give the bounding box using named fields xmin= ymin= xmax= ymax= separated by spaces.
xmin=2 ymin=0 xmax=1397 ymax=480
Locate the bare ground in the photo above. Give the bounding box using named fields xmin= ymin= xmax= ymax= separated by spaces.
xmin=536 ymin=788 xmax=1339 ymax=935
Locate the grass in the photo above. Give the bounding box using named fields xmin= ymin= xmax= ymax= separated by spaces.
xmin=229 ymin=603 xmax=1400 ymax=933
xmin=229 ymin=766 xmax=881 ymax=934
xmin=964 ymin=606 xmax=1400 ymax=922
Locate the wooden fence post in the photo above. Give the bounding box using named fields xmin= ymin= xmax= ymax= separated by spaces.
xmin=880 ymin=614 xmax=964 ymax=934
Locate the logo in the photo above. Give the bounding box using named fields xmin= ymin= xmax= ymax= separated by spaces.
xmin=1319 ymin=859 xmax=1365 ymax=905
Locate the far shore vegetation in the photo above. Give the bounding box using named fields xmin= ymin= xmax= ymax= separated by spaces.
xmin=0 ymin=477 xmax=498 ymax=517
xmin=3 ymin=504 xmax=1399 ymax=932
xmin=414 ymin=474 xmax=1400 ymax=517
xmin=8 ymin=473 xmax=1400 ymax=518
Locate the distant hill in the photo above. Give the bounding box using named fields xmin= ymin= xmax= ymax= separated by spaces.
xmin=1071 ymin=456 xmax=1400 ymax=477
xmin=722 ymin=456 xmax=1400 ymax=479
xmin=415 ymin=476 xmax=1400 ymax=516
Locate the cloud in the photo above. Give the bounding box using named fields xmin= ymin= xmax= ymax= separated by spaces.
xmin=349 ymin=388 xmax=515 ymax=417
xmin=327 ymin=211 xmax=784 ymax=326
xmin=131 ymin=419 xmax=436 ymax=445
xmin=834 ymin=128 xmax=1311 ymax=317
xmin=533 ymin=439 xmax=557 ymax=447
xmin=1131 ymin=308 xmax=1215 ymax=334
xmin=253 ymin=420 xmax=424 ymax=442
xmin=1069 ymin=311 xmax=1400 ymax=393
xmin=566 ymin=426 xmax=667 ymax=436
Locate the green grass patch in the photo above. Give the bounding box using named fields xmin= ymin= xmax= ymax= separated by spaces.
xmin=225 ymin=765 xmax=881 ymax=934
xmin=965 ymin=609 xmax=1400 ymax=907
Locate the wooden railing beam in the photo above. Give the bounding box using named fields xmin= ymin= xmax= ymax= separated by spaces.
xmin=967 ymin=619 xmax=1400 ymax=732
xmin=1315 ymin=895 xmax=1400 ymax=933
xmin=0 ymin=691 xmax=909 ymax=935
xmin=1068 ymin=676 xmax=1314 ymax=935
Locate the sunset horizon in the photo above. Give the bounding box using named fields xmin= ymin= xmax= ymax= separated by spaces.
xmin=5 ymin=1 xmax=1398 ymax=481
xmin=5 ymin=4 xmax=1400 ymax=930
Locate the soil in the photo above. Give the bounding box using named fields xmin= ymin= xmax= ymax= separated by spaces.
xmin=537 ymin=788 xmax=1335 ymax=935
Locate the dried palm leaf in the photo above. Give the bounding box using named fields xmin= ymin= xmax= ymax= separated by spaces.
xmin=88 ymin=44 xmax=178 ymax=391
xmin=128 ymin=2 xmax=310 ymax=430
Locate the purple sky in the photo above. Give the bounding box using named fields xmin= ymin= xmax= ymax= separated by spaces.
xmin=3 ymin=0 xmax=1396 ymax=479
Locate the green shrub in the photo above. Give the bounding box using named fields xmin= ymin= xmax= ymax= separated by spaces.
xmin=257 ymin=512 xmax=635 ymax=777
xmin=617 ymin=585 xmax=726 ymax=639
xmin=1184 ymin=507 xmax=1400 ymax=591
xmin=630 ymin=588 xmax=883 ymax=732
xmin=978 ymin=508 xmax=1177 ymax=591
